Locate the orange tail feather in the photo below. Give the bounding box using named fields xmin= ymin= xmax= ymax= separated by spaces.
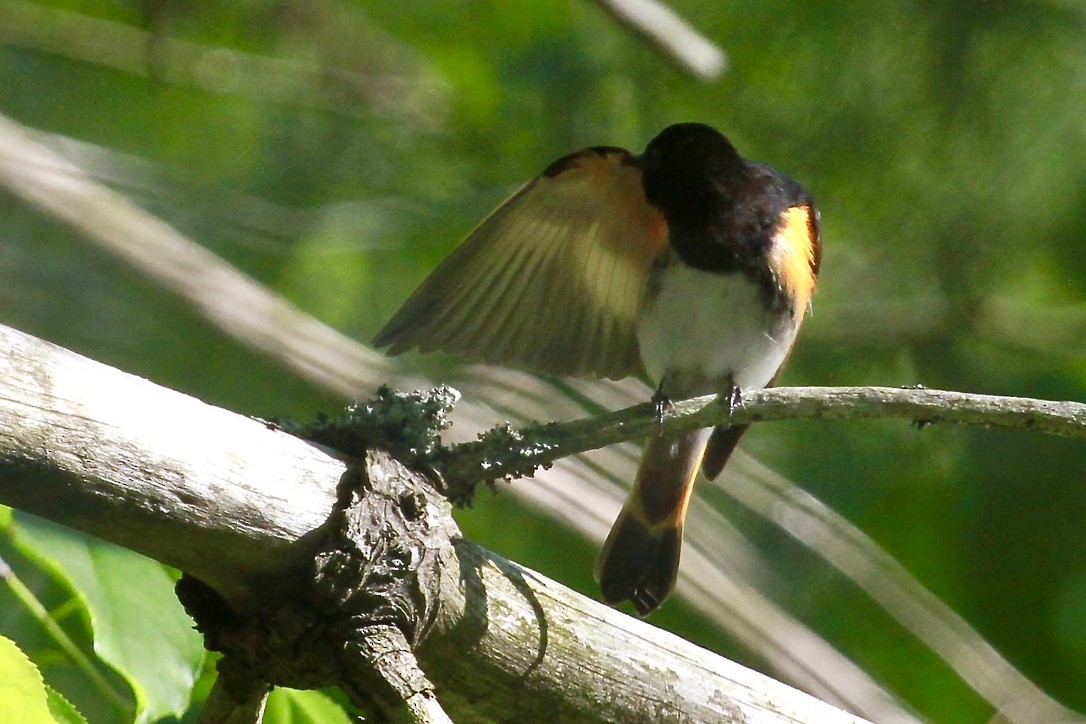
xmin=595 ymin=427 xmax=711 ymax=615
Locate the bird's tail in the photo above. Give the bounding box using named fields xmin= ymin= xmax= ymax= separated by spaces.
xmin=594 ymin=423 xmax=749 ymax=615
xmin=594 ymin=427 xmax=705 ymax=615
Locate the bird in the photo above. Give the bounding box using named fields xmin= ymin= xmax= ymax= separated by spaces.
xmin=374 ymin=122 xmax=821 ymax=615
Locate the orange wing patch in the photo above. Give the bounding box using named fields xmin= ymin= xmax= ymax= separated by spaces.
xmin=769 ymin=204 xmax=819 ymax=316
xmin=546 ymin=151 xmax=667 ymax=323
xmin=374 ymin=145 xmax=666 ymax=380
xmin=546 ymin=148 xmax=667 ymax=261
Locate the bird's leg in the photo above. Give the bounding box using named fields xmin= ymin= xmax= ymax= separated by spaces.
xmin=722 ymin=378 xmax=743 ymax=421
xmin=651 ymin=375 xmax=675 ymax=436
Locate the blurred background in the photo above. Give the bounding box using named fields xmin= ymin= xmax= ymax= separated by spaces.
xmin=1 ymin=0 xmax=1085 ymax=721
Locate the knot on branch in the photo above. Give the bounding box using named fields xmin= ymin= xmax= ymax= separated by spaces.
xmin=177 ymin=449 xmax=462 ymax=714
xmin=312 ymin=450 xmax=455 ymax=647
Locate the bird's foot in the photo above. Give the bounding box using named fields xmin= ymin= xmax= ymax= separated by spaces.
xmin=650 ymin=388 xmax=674 ymax=437
xmin=723 ymin=382 xmax=743 ymax=421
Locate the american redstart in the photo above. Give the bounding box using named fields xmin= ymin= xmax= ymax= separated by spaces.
xmin=375 ymin=122 xmax=821 ymax=615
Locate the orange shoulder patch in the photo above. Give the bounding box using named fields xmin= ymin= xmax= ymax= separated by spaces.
xmin=770 ymin=205 xmax=820 ymax=315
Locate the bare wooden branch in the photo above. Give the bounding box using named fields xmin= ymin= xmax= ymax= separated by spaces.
xmin=0 ymin=323 xmax=865 ymax=722
xmin=0 ymin=0 xmax=446 ymax=123
xmin=0 ymin=110 xmax=393 ymax=398
xmin=592 ymin=0 xmax=728 ymax=79
xmin=347 ymin=626 xmax=451 ymax=723
xmin=441 ymin=386 xmax=1086 ymax=489
xmin=198 ymin=659 xmax=271 ymax=724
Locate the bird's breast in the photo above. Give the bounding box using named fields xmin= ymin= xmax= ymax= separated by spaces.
xmin=635 ymin=261 xmax=799 ymax=396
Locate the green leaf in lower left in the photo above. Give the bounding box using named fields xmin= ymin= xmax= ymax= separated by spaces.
xmin=12 ymin=514 xmax=204 ymax=723
xmin=45 ymin=683 xmax=89 ymax=724
xmin=0 ymin=632 xmax=56 ymax=724
xmin=264 ymin=688 xmax=354 ymax=724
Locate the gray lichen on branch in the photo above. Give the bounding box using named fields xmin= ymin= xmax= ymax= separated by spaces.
xmin=282 ymin=384 xmax=459 ymax=487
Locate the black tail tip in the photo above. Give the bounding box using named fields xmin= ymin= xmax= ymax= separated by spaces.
xmin=595 ymin=512 xmax=682 ymax=616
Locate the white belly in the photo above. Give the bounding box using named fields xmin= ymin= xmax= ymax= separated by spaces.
xmin=636 ymin=264 xmax=797 ymax=395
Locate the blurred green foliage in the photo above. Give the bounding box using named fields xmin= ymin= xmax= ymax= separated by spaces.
xmin=0 ymin=0 xmax=1084 ymax=721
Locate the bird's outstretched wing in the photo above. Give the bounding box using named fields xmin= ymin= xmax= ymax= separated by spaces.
xmin=374 ymin=146 xmax=667 ymax=379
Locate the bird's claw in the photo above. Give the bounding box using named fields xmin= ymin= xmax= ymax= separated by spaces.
xmin=650 ymin=390 xmax=674 ymax=437
xmin=724 ymin=383 xmax=743 ymax=421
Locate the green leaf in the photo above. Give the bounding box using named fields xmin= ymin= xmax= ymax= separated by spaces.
xmin=13 ymin=513 xmax=204 ymax=722
xmin=264 ymin=688 xmax=354 ymax=724
xmin=0 ymin=633 xmax=54 ymax=724
xmin=45 ymin=684 xmax=89 ymax=724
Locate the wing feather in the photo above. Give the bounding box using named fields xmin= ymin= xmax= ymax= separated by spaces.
xmin=374 ymin=147 xmax=667 ymax=379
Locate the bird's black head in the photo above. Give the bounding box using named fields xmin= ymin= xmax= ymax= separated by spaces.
xmin=640 ymin=123 xmax=748 ymax=213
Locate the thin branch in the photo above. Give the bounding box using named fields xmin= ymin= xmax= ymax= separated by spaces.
xmin=198 ymin=659 xmax=271 ymax=724
xmin=592 ymin=0 xmax=728 ymax=79
xmin=442 ymin=386 xmax=1086 ymax=487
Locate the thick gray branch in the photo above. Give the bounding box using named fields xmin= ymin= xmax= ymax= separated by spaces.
xmin=0 ymin=323 xmax=863 ymax=722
